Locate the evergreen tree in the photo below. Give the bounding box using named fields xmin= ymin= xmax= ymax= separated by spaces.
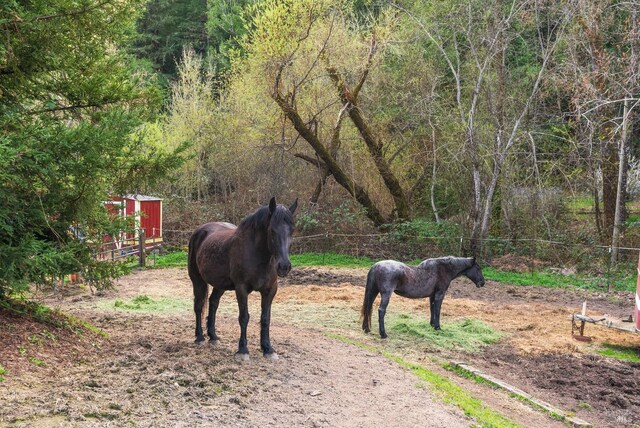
xmin=0 ymin=0 xmax=182 ymax=296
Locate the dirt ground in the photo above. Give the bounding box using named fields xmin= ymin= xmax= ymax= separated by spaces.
xmin=1 ymin=266 xmax=640 ymax=427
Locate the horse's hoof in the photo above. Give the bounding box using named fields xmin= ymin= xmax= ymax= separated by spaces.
xmin=195 ymin=339 xmax=206 ymax=346
xmin=234 ymin=352 xmax=250 ymax=362
xmin=209 ymin=339 xmax=220 ymax=346
xmin=264 ymin=352 xmax=279 ymax=360
xmin=380 ymin=334 xmax=388 ymax=339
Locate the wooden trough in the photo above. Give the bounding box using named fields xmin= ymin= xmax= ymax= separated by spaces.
xmin=571 ymin=254 xmax=640 ymax=340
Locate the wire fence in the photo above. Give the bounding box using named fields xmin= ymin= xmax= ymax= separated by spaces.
xmin=162 ymin=227 xmax=640 ymax=279
xmin=94 ymin=230 xmax=162 ymax=266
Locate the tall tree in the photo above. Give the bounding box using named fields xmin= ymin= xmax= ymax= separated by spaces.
xmin=0 ymin=0 xmax=181 ymax=296
xmin=207 ymin=0 xmax=256 ymax=75
xmin=133 ymin=0 xmax=208 ymax=80
xmin=566 ymin=0 xmax=640 ymax=260
xmin=240 ymin=0 xmax=422 ymax=225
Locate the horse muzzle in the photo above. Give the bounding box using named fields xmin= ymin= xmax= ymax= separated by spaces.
xmin=476 ymin=280 xmax=485 ymax=288
xmin=277 ymin=261 xmax=292 ymax=277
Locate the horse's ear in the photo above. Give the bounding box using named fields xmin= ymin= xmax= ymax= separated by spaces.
xmin=269 ymin=197 xmax=277 ymax=215
xmin=289 ymin=198 xmax=298 ymax=215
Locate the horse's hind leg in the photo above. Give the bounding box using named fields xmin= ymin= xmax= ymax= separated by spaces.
xmin=362 ymin=270 xmax=379 ymax=333
xmin=207 ymin=288 xmax=225 ymax=343
xmin=378 ymin=290 xmax=392 ymax=339
xmin=191 ymin=276 xmax=208 ymax=343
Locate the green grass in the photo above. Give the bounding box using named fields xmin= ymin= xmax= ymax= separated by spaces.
xmin=597 ymin=343 xmax=640 ymax=363
xmin=484 ymin=267 xmax=635 ymax=292
xmin=389 ymin=314 xmax=503 ymax=352
xmin=443 ymin=363 xmax=499 ymax=388
xmin=1 ymin=297 xmax=107 ymax=337
xmin=483 ymin=267 xmax=588 ymax=288
xmin=327 ymin=333 xmax=520 ymax=428
xmin=0 ymin=363 xmax=6 ymax=382
xmin=290 ymin=252 xmax=375 ymax=268
xmin=152 ymin=250 xmax=377 ymax=269
xmin=28 ymin=357 xmax=45 ymax=367
xmin=108 ymin=294 xmax=190 ymax=314
xmin=151 ymin=250 xmax=635 ymax=291
xmin=153 ymin=251 xmax=188 ymax=268
xmin=565 ymin=195 xmax=594 ymax=211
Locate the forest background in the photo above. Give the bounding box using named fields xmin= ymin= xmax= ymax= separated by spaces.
xmin=2 ymin=0 xmax=640 ymax=297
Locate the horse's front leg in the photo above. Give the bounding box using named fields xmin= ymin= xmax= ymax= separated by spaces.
xmin=259 ymin=287 xmax=278 ymax=359
xmin=431 ymin=289 xmax=445 ymax=330
xmin=429 ymin=295 xmax=436 ymax=327
xmin=207 ymin=288 xmax=225 ymax=343
xmin=234 ymin=286 xmax=250 ymax=360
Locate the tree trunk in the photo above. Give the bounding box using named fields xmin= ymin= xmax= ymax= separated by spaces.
xmin=601 ymin=140 xmax=618 ymax=238
xmin=611 ymin=98 xmax=630 ymax=264
xmin=326 ymin=66 xmax=410 ymax=221
xmin=272 ymin=92 xmax=386 ymax=226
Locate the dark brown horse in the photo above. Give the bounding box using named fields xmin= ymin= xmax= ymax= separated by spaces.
xmin=361 ymin=257 xmax=485 ymax=338
xmin=188 ymin=197 xmax=297 ymax=360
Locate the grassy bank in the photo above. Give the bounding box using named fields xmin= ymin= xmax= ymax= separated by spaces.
xmin=151 ymin=251 xmax=635 ymax=291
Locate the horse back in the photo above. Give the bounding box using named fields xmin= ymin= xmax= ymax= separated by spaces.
xmin=189 ymin=222 xmax=237 ymax=289
xmin=371 ymin=260 xmax=412 ymax=293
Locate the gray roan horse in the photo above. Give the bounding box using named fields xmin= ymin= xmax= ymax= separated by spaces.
xmin=188 ymin=197 xmax=297 ymax=360
xmin=361 ymin=257 xmax=485 ymax=338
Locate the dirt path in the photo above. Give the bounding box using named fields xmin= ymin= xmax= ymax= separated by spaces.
xmin=2 ymin=266 xmax=639 ymax=427
xmin=1 ymin=269 xmax=469 ymax=427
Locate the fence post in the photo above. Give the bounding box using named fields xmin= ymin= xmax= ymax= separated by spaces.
xmin=139 ymin=229 xmax=146 ymax=267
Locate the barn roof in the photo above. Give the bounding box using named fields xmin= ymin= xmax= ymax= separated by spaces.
xmin=123 ymin=194 xmax=163 ymax=201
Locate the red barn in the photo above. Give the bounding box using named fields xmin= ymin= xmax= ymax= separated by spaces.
xmin=103 ymin=194 xmax=163 ymax=250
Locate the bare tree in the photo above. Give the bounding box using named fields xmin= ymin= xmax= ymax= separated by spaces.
xmin=567 ymin=0 xmax=640 ymax=261
xmin=393 ymin=0 xmax=569 ymax=255
xmin=252 ymin=2 xmax=419 ymax=225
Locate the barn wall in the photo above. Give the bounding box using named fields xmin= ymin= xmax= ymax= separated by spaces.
xmin=140 ymin=200 xmax=162 ymax=238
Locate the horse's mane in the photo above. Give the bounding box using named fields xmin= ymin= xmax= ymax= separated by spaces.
xmin=238 ymin=204 xmax=294 ymax=232
xmin=418 ymin=256 xmax=474 ymax=276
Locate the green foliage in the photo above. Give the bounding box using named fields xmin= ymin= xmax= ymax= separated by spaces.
xmin=0 ymin=0 xmax=184 ymax=297
xmin=387 ymin=218 xmax=462 ymax=254
xmin=132 ymin=0 xmax=209 ymax=80
xmin=331 ymin=202 xmax=368 ymax=232
xmin=389 ymin=315 xmax=503 ymax=352
xmin=597 ymin=343 xmax=640 ymax=363
xmin=207 ymin=0 xmax=257 ymax=74
xmin=0 ymin=364 xmax=5 ymax=382
xmin=296 ymin=208 xmax=321 ymax=234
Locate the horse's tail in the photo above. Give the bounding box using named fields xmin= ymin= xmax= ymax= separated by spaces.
xmin=361 ymin=267 xmax=379 ymax=333
xmin=188 ymin=226 xmax=210 ymax=313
